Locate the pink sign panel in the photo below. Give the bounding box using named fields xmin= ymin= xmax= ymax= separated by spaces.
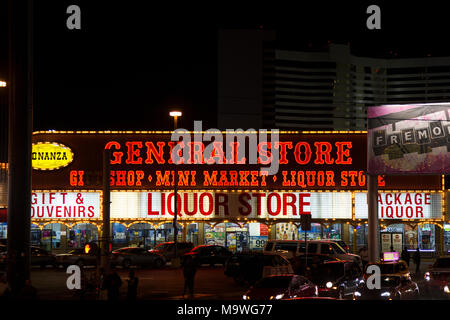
xmin=368 ymin=103 xmax=450 ymax=174
xmin=383 ymin=252 xmax=399 ymax=262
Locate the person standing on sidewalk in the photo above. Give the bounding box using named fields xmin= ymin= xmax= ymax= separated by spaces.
xmin=182 ymin=256 xmax=198 ymax=299
xmin=126 ymin=270 xmax=139 ymax=301
xmin=413 ymin=248 xmax=421 ymax=275
xmin=401 ymin=247 xmax=410 ymax=267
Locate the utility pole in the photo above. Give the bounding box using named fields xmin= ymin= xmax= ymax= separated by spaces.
xmin=367 ymin=174 xmax=379 ymax=263
xmin=7 ymin=0 xmax=33 ymax=296
xmin=101 ymin=148 xmax=111 ymax=274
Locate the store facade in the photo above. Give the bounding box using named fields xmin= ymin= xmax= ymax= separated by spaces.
xmin=3 ymin=131 xmax=443 ymax=255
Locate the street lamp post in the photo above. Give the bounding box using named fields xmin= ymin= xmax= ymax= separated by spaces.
xmin=169 ymin=111 xmax=182 ymax=267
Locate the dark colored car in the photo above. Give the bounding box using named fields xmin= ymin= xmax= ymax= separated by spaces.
xmin=424 ymin=256 xmax=450 ymax=299
xmin=243 ymin=274 xmax=317 ymax=300
xmin=30 ymin=246 xmax=57 ymax=268
xmin=149 ymin=242 xmax=194 ymax=261
xmin=55 ymin=248 xmax=99 ymax=268
xmin=224 ymin=252 xmax=293 ymax=285
xmin=1 ymin=245 xmax=56 ymax=269
xmin=309 ymin=261 xmax=363 ymax=299
xmin=364 ymin=260 xmax=410 ymax=279
xmin=354 ymin=275 xmax=419 ymax=300
xmin=111 ymin=247 xmax=166 ymax=269
xmin=182 ymin=245 xmax=232 ymax=267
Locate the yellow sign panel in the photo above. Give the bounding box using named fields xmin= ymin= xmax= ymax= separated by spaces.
xmin=32 ymin=142 xmax=74 ymax=170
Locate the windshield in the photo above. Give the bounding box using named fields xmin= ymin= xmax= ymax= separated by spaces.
xmin=154 ymin=243 xmax=171 ymax=250
xmin=254 ymin=276 xmax=293 ymax=289
xmin=331 ymin=243 xmax=347 ymax=254
xmin=433 ymin=258 xmax=450 ymax=268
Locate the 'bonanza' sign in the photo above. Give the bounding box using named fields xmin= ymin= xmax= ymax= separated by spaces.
xmin=32 ymin=142 xmax=74 ymax=170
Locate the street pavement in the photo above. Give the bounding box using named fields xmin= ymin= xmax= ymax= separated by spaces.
xmin=18 ymin=258 xmax=441 ymax=301
xmin=30 ymin=265 xmax=246 ymax=300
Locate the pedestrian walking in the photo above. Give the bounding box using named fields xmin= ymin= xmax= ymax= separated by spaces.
xmin=126 ymin=270 xmax=139 ymax=301
xmin=104 ymin=270 xmax=122 ymax=301
xmin=182 ymin=256 xmax=198 ymax=299
xmin=413 ymin=248 xmax=421 ymax=275
xmin=401 ymin=247 xmax=410 ymax=267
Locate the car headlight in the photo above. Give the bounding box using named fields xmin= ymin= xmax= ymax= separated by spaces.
xmin=381 ymin=292 xmax=391 ymax=297
xmin=354 ymin=291 xmax=362 ymax=297
xmin=326 ymin=282 xmax=333 ymax=289
xmin=444 ymin=286 xmax=450 ymax=294
xmin=242 ymin=295 xmax=249 ymax=300
xmin=275 ymin=294 xmax=284 ymax=300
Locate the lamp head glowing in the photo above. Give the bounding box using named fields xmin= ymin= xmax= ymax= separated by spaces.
xmin=169 ymin=111 xmax=182 ymax=117
xmin=0 ymin=81 xmax=6 ymax=87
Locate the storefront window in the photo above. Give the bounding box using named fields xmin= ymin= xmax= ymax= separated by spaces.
xmin=204 ymin=223 xmax=248 ymax=252
xmin=69 ymin=223 xmax=98 ymax=249
xmin=356 ymin=224 xmax=368 ymax=251
xmin=128 ymin=223 xmax=153 ymax=248
xmin=42 ymin=223 xmax=69 ymax=251
xmin=186 ymin=223 xmax=198 ymax=246
xmin=322 ymin=224 xmax=342 ymax=240
xmin=112 ymin=223 xmax=128 ymax=249
xmin=297 ymin=223 xmax=322 ymax=241
xmin=0 ymin=222 xmax=6 ymax=240
xmin=204 ymin=223 xmax=226 ymax=246
xmin=444 ymin=224 xmax=450 ymax=254
xmin=31 ymin=224 xmax=41 ymax=247
xmin=418 ymin=224 xmax=435 ymax=251
xmin=153 ymin=223 xmax=183 ymax=245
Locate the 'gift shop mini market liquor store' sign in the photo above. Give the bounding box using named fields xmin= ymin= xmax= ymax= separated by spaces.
xmin=29 ymin=131 xmax=444 ymax=222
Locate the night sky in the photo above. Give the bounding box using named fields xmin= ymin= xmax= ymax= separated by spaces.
xmin=1 ymin=1 xmax=450 ymax=131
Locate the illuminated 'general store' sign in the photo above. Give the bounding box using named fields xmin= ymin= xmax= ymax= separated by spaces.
xmin=31 ymin=132 xmax=442 ymax=190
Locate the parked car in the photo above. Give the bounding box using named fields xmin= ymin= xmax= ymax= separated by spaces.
xmin=353 ymin=275 xmax=419 ymax=300
xmin=149 ymin=242 xmax=194 ymax=260
xmin=363 ymin=260 xmax=410 ymax=279
xmin=182 ymin=245 xmax=232 ymax=267
xmin=242 ymin=274 xmax=317 ymax=300
xmin=30 ymin=246 xmax=57 ymax=268
xmin=289 ymin=253 xmax=341 ymax=275
xmin=224 ymin=252 xmax=293 ymax=285
xmin=264 ymin=240 xmax=361 ymax=266
xmin=111 ymin=247 xmax=166 ymax=269
xmin=0 ymin=245 xmax=56 ymax=269
xmin=424 ymin=255 xmax=450 ymax=299
xmin=308 ymin=260 xmax=363 ymax=299
xmin=55 ymin=248 xmax=98 ymax=268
